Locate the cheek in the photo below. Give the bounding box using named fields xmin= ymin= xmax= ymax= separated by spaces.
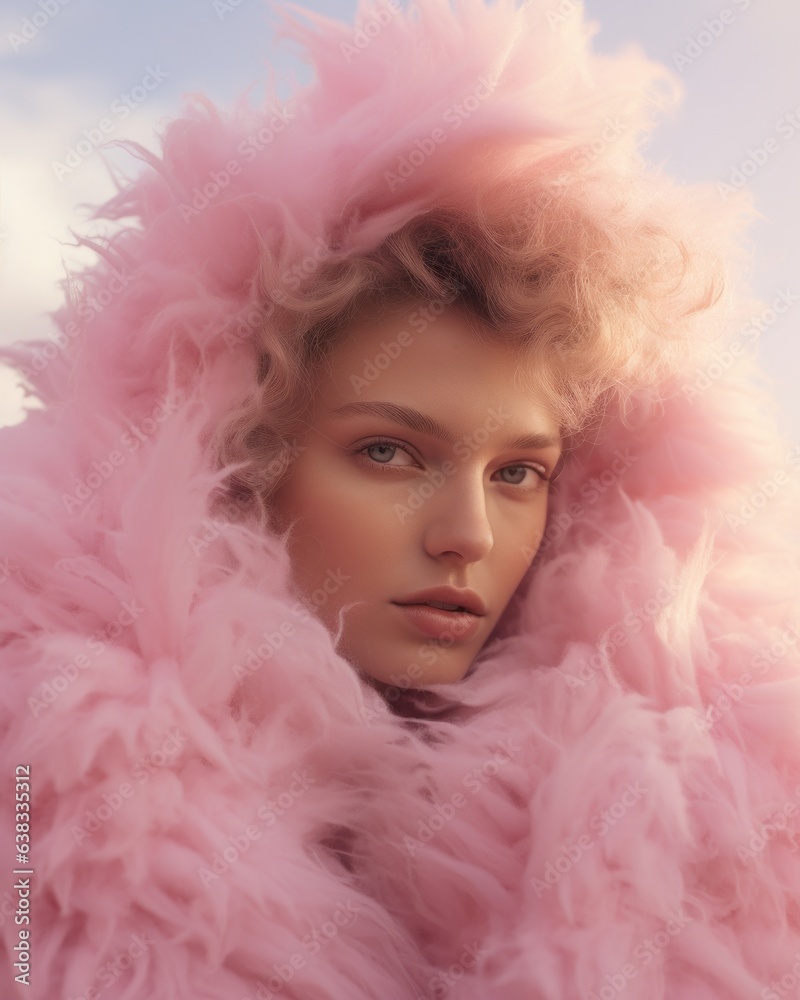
xmin=494 ymin=499 xmax=549 ymax=592
xmin=276 ymin=459 xmax=396 ymax=582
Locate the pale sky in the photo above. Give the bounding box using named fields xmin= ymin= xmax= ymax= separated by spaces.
xmin=1 ymin=0 xmax=798 ymax=440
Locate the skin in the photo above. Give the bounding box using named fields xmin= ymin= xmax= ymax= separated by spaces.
xmin=269 ymin=300 xmax=562 ymax=687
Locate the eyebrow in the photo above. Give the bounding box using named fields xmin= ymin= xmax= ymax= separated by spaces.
xmin=329 ymin=401 xmax=561 ymax=450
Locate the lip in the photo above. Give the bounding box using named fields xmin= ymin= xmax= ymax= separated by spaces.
xmin=392 ymin=603 xmax=483 ymax=641
xmin=392 ymin=587 xmax=487 ymax=617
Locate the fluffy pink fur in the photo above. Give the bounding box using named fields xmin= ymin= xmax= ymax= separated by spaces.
xmin=2 ymin=0 xmax=800 ymax=997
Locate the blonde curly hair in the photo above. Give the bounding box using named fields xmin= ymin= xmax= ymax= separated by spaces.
xmin=210 ymin=172 xmax=724 ymax=526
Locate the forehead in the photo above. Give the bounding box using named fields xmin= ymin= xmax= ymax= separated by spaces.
xmin=315 ymin=301 xmax=560 ymax=438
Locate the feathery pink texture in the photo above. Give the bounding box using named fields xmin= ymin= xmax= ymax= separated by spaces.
xmin=2 ymin=0 xmax=800 ymax=997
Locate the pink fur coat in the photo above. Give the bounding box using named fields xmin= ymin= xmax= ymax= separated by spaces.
xmin=2 ymin=0 xmax=800 ymax=997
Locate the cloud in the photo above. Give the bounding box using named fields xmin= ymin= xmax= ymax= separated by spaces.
xmin=0 ymin=67 xmax=172 ymax=425
xmin=0 ymin=1 xmax=77 ymax=60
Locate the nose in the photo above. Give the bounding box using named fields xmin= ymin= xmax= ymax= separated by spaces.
xmin=421 ymin=472 xmax=494 ymax=564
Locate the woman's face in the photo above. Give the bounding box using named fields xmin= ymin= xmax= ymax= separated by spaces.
xmin=270 ymin=301 xmax=562 ymax=687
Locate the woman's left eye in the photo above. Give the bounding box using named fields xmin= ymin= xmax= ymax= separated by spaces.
xmin=495 ymin=465 xmax=548 ymax=489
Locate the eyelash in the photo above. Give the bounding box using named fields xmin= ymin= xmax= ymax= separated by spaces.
xmin=352 ymin=436 xmax=551 ymax=491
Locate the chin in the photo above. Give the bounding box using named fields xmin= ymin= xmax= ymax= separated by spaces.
xmin=348 ymin=649 xmax=473 ymax=689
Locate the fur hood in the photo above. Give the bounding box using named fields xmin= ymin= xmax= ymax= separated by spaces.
xmin=2 ymin=0 xmax=800 ymax=997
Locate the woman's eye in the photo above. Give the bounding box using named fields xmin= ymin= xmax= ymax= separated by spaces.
xmin=357 ymin=439 xmax=416 ymax=467
xmin=496 ymin=465 xmax=548 ymax=489
xmin=354 ymin=440 xmax=549 ymax=487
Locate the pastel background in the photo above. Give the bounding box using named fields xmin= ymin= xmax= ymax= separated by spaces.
xmin=1 ymin=0 xmax=797 ymax=437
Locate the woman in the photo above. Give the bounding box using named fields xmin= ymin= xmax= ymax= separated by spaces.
xmin=212 ymin=191 xmax=710 ymax=704
xmin=2 ymin=0 xmax=800 ymax=997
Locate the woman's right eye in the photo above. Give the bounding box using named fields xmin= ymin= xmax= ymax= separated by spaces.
xmin=353 ymin=437 xmax=418 ymax=469
xmin=366 ymin=443 xmax=399 ymax=464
